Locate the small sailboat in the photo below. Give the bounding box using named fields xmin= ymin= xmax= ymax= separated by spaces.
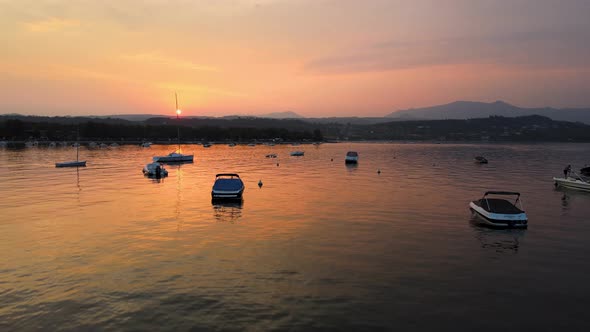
xmin=153 ymin=93 xmax=194 ymax=163
xmin=56 ymin=131 xmax=86 ymax=167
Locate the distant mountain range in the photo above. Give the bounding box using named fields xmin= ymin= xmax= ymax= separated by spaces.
xmin=8 ymin=100 xmax=590 ymax=124
xmin=386 ymin=101 xmax=590 ymax=124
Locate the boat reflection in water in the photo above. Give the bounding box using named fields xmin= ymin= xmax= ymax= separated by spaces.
xmin=470 ymin=216 xmax=526 ymax=254
xmin=345 ymin=162 xmax=358 ymax=172
xmin=212 ymin=200 xmax=244 ymax=223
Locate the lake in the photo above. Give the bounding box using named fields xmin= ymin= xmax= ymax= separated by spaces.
xmin=1 ymin=142 xmax=590 ymax=331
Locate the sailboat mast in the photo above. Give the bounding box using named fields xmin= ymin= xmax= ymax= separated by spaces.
xmin=175 ymin=92 xmax=180 ymax=151
xmin=76 ymin=127 xmax=80 ymax=161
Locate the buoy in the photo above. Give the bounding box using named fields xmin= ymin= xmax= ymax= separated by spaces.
xmin=258 ymin=180 xmax=263 ymax=188
xmin=377 ymin=169 xmax=381 ymax=174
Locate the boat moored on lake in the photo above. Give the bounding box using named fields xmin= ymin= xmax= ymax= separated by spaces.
xmin=469 ymin=191 xmax=528 ymax=228
xmin=345 ymin=151 xmax=359 ymax=164
xmin=290 ymin=151 xmax=304 ymax=156
xmin=475 ymin=156 xmax=488 ymax=164
xmin=153 ymin=152 xmax=194 ymax=163
xmin=554 ymin=176 xmax=590 ymax=192
xmin=56 ymin=160 xmax=86 ymax=168
xmin=211 ymin=174 xmax=245 ymax=201
xmin=142 ymin=162 xmax=168 ymax=178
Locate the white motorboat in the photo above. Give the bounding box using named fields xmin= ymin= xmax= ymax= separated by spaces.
xmin=211 ymin=174 xmax=245 ymax=200
xmin=290 ymin=151 xmax=304 ymax=156
xmin=554 ymin=176 xmax=590 ymax=192
xmin=345 ymin=151 xmax=359 ymax=164
xmin=203 ymin=143 xmax=212 ymax=148
xmin=142 ymin=162 xmax=168 ymax=177
xmin=153 ymin=152 xmax=194 ymax=163
xmin=140 ymin=142 xmax=152 ymax=147
xmin=469 ymin=191 xmax=528 ymax=228
xmin=266 ymin=153 xmax=277 ymax=158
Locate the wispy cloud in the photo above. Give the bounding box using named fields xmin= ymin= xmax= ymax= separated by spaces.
xmin=157 ymin=82 xmax=247 ymax=98
xmin=121 ymin=52 xmax=218 ymax=72
xmin=24 ymin=17 xmax=80 ymax=32
xmin=305 ymin=28 xmax=590 ymax=74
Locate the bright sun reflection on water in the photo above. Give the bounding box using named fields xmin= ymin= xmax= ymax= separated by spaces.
xmin=1 ymin=142 xmax=590 ymax=330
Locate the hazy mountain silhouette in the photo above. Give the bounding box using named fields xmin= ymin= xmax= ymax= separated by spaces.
xmin=386 ymin=100 xmax=590 ymax=124
xmin=258 ymin=111 xmax=304 ymax=119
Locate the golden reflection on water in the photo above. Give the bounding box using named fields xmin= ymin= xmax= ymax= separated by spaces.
xmin=2 ymin=143 xmax=590 ymax=330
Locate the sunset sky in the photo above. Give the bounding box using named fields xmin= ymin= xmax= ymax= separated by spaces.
xmin=1 ymin=0 xmax=589 ymax=117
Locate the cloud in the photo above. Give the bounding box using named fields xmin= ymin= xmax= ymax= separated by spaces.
xmin=121 ymin=52 xmax=218 ymax=72
xmin=305 ymin=27 xmax=590 ymax=74
xmin=24 ymin=17 xmax=80 ymax=32
xmin=157 ymin=82 xmax=247 ymax=98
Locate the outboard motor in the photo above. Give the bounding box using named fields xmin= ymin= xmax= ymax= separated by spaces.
xmin=155 ymin=165 xmax=161 ymax=178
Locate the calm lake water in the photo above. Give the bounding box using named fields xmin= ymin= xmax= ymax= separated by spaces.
xmin=1 ymin=142 xmax=590 ymax=331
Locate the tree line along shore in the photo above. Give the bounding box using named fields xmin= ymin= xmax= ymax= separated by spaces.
xmin=2 ymin=114 xmax=590 ymax=143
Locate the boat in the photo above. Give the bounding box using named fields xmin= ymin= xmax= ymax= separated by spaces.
xmin=56 ymin=133 xmax=86 ymax=167
xmin=152 ymin=93 xmax=194 ymax=163
xmin=247 ymin=143 xmax=256 ymax=147
xmin=580 ymin=165 xmax=590 ymax=176
xmin=203 ymin=143 xmax=212 ymax=148
xmin=99 ymin=143 xmax=108 ymax=148
xmin=554 ymin=176 xmax=590 ymax=192
xmin=228 ymin=143 xmax=236 ymax=147
xmin=469 ymin=191 xmax=528 ymax=228
xmin=290 ymin=151 xmax=304 ymax=156
xmin=345 ymin=151 xmax=359 ymax=164
xmin=475 ymin=156 xmax=488 ymax=164
xmin=153 ymin=152 xmax=194 ymax=163
xmin=110 ymin=142 xmax=119 ymax=147
xmin=211 ymin=174 xmax=245 ymax=200
xmin=266 ymin=153 xmax=277 ymax=158
xmin=142 ymin=162 xmax=168 ymax=177
xmin=140 ymin=142 xmax=152 ymax=147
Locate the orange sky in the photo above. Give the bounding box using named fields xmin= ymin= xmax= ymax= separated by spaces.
xmin=1 ymin=0 xmax=589 ymax=117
